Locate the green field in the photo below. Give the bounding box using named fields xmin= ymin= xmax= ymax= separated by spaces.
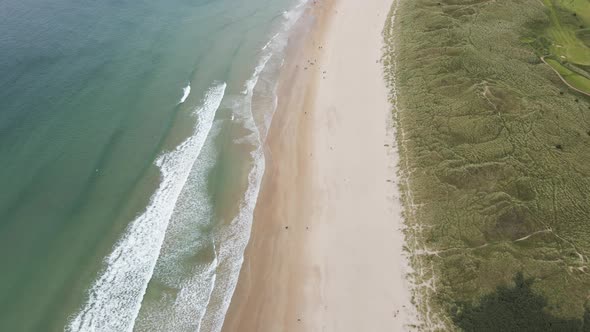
xmin=544 ymin=58 xmax=590 ymax=94
xmin=384 ymin=0 xmax=590 ymax=330
xmin=535 ymin=0 xmax=590 ymax=95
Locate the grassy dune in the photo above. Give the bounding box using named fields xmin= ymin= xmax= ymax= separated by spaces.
xmin=384 ymin=0 xmax=590 ymax=330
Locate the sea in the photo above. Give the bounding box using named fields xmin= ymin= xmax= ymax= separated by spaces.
xmin=0 ymin=0 xmax=308 ymax=330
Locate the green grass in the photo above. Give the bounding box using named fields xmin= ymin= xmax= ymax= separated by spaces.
xmin=383 ymin=0 xmax=590 ymax=330
xmin=545 ymin=58 xmax=590 ymax=93
xmin=543 ymin=0 xmax=590 ymax=61
xmin=540 ymin=0 xmax=590 ymax=94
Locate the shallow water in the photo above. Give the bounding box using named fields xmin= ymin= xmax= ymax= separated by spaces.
xmin=0 ymin=0 xmax=307 ymax=330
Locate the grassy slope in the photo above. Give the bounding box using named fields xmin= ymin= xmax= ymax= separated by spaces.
xmin=384 ymin=0 xmax=590 ymax=330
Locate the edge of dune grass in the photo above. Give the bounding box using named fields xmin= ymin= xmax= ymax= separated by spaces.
xmin=382 ymin=1 xmax=449 ymax=330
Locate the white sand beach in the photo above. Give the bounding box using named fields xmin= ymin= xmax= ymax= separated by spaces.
xmin=221 ymin=0 xmax=415 ymax=330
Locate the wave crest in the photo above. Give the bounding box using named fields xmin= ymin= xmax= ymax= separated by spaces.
xmin=66 ymin=82 xmax=226 ymax=332
xmin=178 ymin=83 xmax=191 ymax=104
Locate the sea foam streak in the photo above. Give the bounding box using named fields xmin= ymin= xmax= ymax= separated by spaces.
xmin=198 ymin=2 xmax=310 ymax=331
xmin=179 ymin=83 xmax=191 ymax=104
xmin=66 ymin=83 xmax=226 ymax=332
xmin=131 ymin=121 xmax=222 ymax=331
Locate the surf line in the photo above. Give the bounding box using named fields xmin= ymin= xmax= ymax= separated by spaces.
xmin=66 ymin=82 xmax=227 ymax=332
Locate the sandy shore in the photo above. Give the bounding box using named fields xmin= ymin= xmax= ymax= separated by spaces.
xmin=221 ymin=0 xmax=414 ymax=331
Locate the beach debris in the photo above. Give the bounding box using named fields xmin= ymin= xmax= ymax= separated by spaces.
xmin=285 ymin=226 xmax=289 ymax=230
xmin=555 ymin=144 xmax=563 ymax=150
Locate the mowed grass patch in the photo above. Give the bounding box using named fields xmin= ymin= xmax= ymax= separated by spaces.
xmin=539 ymin=0 xmax=590 ymax=95
xmin=384 ymin=0 xmax=590 ymax=329
xmin=545 ymin=58 xmax=590 ymax=93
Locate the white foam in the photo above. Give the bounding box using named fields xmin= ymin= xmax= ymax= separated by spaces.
xmin=131 ymin=120 xmax=221 ymax=331
xmin=261 ymin=33 xmax=279 ymax=51
xmin=202 ymin=136 xmax=266 ymax=332
xmin=198 ymin=2 xmax=311 ymax=331
xmin=195 ymin=243 xmax=219 ymax=330
xmin=179 ymin=83 xmax=191 ymax=104
xmin=66 ymin=82 xmax=226 ymax=332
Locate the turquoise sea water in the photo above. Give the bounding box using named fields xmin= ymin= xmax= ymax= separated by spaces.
xmin=0 ymin=0 xmax=307 ymax=330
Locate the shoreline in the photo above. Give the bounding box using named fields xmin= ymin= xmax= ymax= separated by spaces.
xmin=222 ymin=0 xmax=415 ymax=330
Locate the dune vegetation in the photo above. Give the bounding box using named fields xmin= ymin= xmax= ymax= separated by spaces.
xmin=384 ymin=0 xmax=590 ymax=330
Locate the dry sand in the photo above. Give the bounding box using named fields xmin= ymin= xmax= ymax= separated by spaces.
xmin=221 ymin=0 xmax=414 ymax=331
